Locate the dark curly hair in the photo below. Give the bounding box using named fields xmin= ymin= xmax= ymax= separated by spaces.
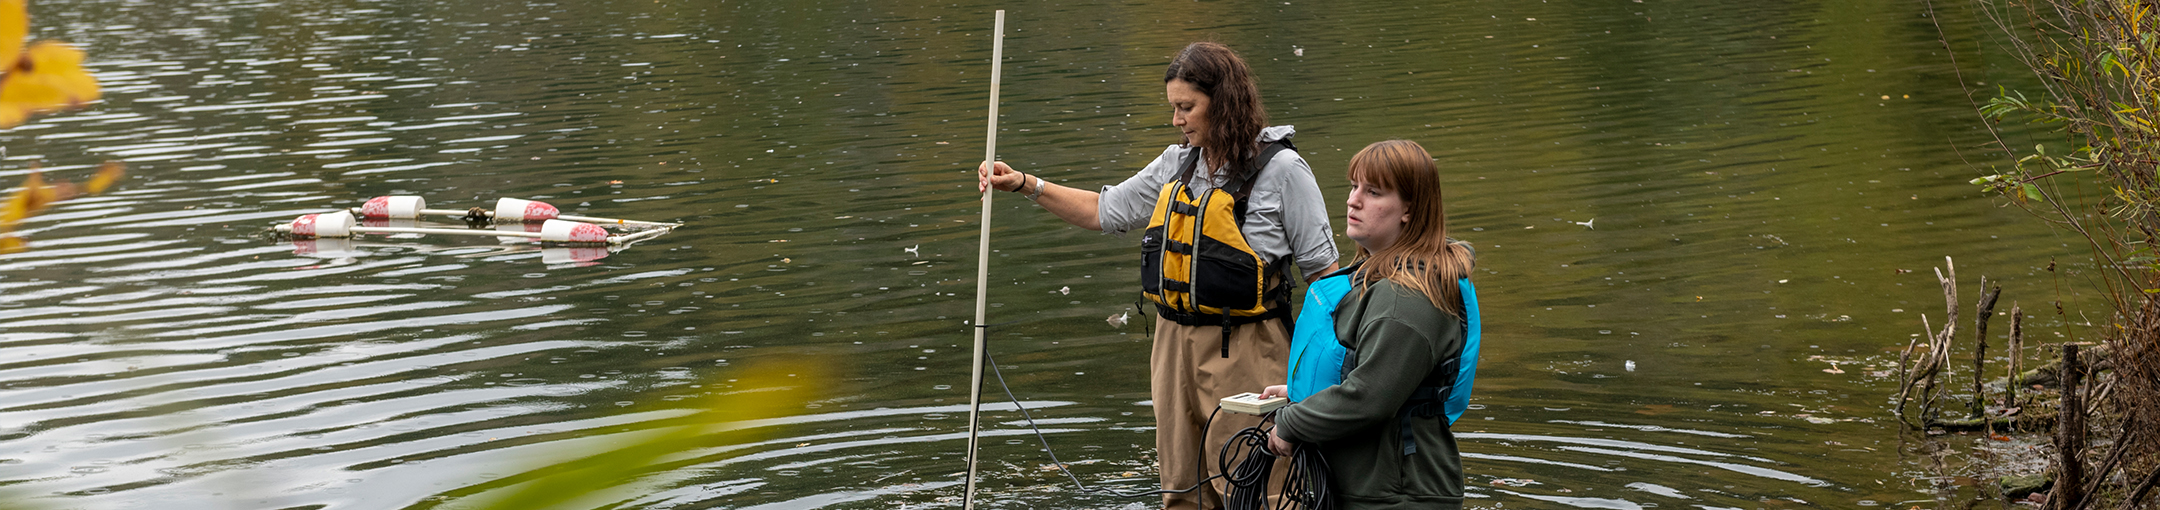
xmin=1164 ymin=42 xmax=1267 ymax=178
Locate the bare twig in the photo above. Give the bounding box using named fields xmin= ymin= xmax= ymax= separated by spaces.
xmin=1898 ymin=314 xmax=1934 ymax=427
xmin=1922 ymin=0 xmax=2020 ymax=165
xmin=2071 ymin=426 xmax=2138 ymax=510
xmin=2008 ymin=304 xmax=2024 ymax=430
xmin=2056 ymin=344 xmax=2086 ymax=510
xmin=1921 ymin=260 xmax=1961 ymax=418
xmin=1973 ymin=277 xmax=2003 ymax=419
xmin=2122 ymin=464 xmax=2160 ymax=510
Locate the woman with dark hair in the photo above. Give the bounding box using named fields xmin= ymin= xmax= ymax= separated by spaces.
xmin=979 ymin=42 xmax=1338 ymax=509
xmin=1260 ymin=140 xmax=1478 ymax=509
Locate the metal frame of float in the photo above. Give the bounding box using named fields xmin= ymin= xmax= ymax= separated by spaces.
xmin=352 ymin=195 xmax=682 ymax=228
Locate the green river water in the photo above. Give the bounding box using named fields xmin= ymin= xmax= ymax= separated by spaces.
xmin=0 ymin=0 xmax=2107 ymax=508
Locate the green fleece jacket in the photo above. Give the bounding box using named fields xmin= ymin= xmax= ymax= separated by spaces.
xmin=1274 ymin=279 xmax=1466 ymax=509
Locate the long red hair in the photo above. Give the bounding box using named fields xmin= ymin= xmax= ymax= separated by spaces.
xmin=1346 ymin=140 xmax=1475 ymax=316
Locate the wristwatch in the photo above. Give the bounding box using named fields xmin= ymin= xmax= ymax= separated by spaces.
xmin=1025 ymin=175 xmax=1046 ymax=201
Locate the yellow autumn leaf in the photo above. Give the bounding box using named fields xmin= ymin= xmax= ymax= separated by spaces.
xmin=0 ymin=168 xmax=45 ymax=225
xmin=0 ymin=40 xmax=99 ymax=128
xmin=83 ymin=160 xmax=122 ymax=194
xmin=0 ymin=0 xmax=23 ymax=77
xmin=0 ymin=1 xmax=107 ymax=257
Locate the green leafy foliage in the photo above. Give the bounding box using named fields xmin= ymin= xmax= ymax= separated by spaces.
xmin=0 ymin=361 xmax=826 ymax=510
xmin=451 ymin=361 xmax=825 ymax=510
xmin=1974 ymin=0 xmax=2160 ymax=481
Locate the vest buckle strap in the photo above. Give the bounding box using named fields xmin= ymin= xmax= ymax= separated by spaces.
xmin=1164 ymin=238 xmax=1194 ymax=255
xmin=1398 ymin=385 xmax=1449 ymax=455
xmin=1168 ymin=201 xmax=1200 ymax=217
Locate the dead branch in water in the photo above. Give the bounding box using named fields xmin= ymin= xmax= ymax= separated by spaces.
xmin=1898 ymin=257 xmax=1965 ymax=427
xmin=1973 ymin=277 xmax=2002 ymax=419
xmin=2071 ymin=426 xmax=2139 ymax=510
xmin=2007 ymin=305 xmax=2023 ymax=431
xmin=2056 ymin=344 xmax=2085 ymax=510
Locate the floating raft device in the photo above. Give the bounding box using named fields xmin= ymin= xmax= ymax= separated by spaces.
xmin=354 ymin=196 xmax=681 ymax=228
xmin=276 ymin=210 xmax=670 ymax=246
xmin=290 ymin=238 xmax=614 ymax=264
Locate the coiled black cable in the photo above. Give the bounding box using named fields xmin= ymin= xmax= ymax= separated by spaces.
xmin=1219 ymin=426 xmax=1276 ymax=510
xmin=1278 ymin=442 xmax=1333 ymax=510
xmin=1219 ymin=423 xmax=1333 ymax=510
xmin=983 ymin=349 xmax=1333 ymax=508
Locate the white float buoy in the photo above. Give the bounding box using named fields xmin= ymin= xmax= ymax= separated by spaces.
xmin=538 ymin=219 xmax=609 ymax=243
xmin=495 ymin=197 xmax=679 ymax=227
xmin=289 ymin=210 xmax=357 ymax=238
xmin=359 ymin=196 xmax=423 ymax=219
xmin=494 ymin=197 xmax=559 ymax=222
xmin=354 ymin=195 xmax=480 ymax=220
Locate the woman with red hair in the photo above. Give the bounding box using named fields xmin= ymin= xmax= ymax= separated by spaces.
xmin=1264 ymin=140 xmax=1477 ymax=509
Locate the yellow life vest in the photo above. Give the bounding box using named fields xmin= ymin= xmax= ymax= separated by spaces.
xmin=1139 ymin=141 xmax=1298 ymax=327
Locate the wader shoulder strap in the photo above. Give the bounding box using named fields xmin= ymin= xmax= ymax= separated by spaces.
xmin=1232 ymin=140 xmax=1301 ymax=341
xmin=1175 ymin=147 xmax=1202 ymax=192
xmin=1183 ymin=139 xmax=1298 ymax=208
xmin=1226 ymin=139 xmax=1296 ymax=214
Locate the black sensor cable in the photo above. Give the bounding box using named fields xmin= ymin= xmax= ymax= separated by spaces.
xmin=982 ymin=349 xmax=1333 ymax=509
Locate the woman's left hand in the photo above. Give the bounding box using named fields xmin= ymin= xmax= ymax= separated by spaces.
xmin=1267 ymin=429 xmax=1294 ymax=456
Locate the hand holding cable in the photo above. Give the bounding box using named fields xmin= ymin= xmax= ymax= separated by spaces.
xmin=1260 ymin=385 xmax=1295 ymax=456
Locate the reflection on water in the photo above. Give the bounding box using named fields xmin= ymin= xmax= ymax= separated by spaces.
xmin=0 ymin=0 xmax=2095 ymax=508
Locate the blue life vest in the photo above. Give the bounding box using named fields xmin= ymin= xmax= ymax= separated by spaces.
xmin=1286 ymin=273 xmax=1354 ymax=402
xmin=1285 ymin=275 xmax=1482 ymax=426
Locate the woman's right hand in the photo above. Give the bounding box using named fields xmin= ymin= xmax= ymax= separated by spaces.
xmin=978 ymin=161 xmax=1023 ymax=194
xmin=1262 ymin=385 xmax=1293 ymax=455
